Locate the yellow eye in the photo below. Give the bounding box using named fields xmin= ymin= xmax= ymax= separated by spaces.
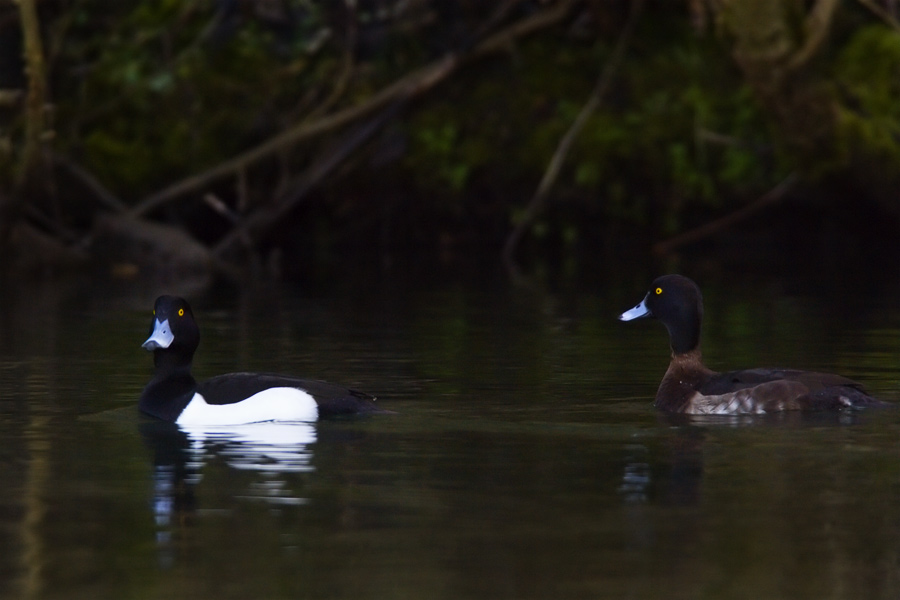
xmin=655 ymin=287 xmax=663 ymax=295
xmin=178 ymin=308 xmax=184 ymax=317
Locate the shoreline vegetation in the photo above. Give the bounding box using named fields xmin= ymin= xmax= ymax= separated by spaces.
xmin=2 ymin=1 xmax=900 ymax=282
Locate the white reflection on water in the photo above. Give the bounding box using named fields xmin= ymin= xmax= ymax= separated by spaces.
xmin=144 ymin=421 xmax=317 ymax=568
xmin=617 ymin=443 xmax=651 ymax=504
xmin=183 ymin=423 xmax=317 ymax=506
xmin=181 ymin=422 xmax=317 ymax=473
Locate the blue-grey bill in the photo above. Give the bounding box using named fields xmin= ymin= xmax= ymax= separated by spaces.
xmin=142 ymin=318 xmax=174 ymax=350
xmin=618 ymin=297 xmax=651 ymax=321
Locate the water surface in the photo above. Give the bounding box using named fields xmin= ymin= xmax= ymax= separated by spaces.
xmin=2 ymin=268 xmax=900 ymax=599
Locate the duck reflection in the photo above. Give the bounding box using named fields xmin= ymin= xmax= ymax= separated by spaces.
xmin=178 ymin=422 xmax=317 ymax=475
xmin=618 ymin=409 xmax=873 ymax=510
xmin=139 ymin=419 xmax=316 ymax=567
xmin=618 ymin=444 xmax=652 ymax=504
xmin=618 ymin=426 xmax=706 ymax=508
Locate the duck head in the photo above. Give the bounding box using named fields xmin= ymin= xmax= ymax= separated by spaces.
xmin=619 ymin=275 xmax=703 ymax=355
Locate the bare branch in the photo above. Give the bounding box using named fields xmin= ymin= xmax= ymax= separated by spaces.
xmin=652 ymin=173 xmax=798 ymax=256
xmin=786 ymin=0 xmax=840 ymax=72
xmin=127 ymin=0 xmax=578 ymax=219
xmin=503 ymin=0 xmax=643 ymax=271
xmin=53 ymin=153 xmax=127 ymax=213
xmin=857 ymin=0 xmax=900 ymax=32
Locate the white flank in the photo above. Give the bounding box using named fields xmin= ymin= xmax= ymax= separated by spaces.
xmin=687 ymin=390 xmax=767 ymax=415
xmin=175 ymin=388 xmax=319 ymax=426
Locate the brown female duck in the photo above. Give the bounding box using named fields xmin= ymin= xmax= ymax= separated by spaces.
xmin=619 ymin=275 xmax=885 ymax=414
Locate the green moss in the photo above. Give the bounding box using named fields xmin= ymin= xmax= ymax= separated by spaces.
xmin=836 ymin=25 xmax=900 ymax=115
xmin=397 ymin=16 xmax=786 ymax=241
xmin=834 ymin=25 xmax=900 ymax=170
xmin=55 ymin=2 xmax=340 ymax=195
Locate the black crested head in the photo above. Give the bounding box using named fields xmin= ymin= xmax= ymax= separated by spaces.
xmin=142 ymin=295 xmax=200 ymax=369
xmin=634 ymin=275 xmax=703 ymax=355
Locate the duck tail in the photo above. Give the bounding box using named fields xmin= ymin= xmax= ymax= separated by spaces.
xmin=810 ymin=387 xmax=891 ymax=410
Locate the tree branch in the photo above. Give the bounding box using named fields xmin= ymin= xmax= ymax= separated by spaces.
xmin=127 ymin=0 xmax=578 ymax=220
xmin=785 ymin=0 xmax=840 ymax=72
xmin=53 ymin=153 xmax=127 ymax=213
xmin=856 ymin=0 xmax=900 ymax=32
xmin=652 ymin=172 xmax=799 ymax=256
xmin=211 ymin=101 xmax=405 ymax=261
xmin=503 ymin=0 xmax=643 ymax=271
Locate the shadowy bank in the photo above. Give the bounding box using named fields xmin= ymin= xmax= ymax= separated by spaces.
xmin=1 ymin=1 xmax=899 ymax=283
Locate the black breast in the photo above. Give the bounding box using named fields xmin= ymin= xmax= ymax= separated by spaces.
xmin=140 ymin=371 xmax=197 ymax=422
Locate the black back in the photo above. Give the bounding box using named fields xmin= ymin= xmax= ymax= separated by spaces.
xmin=197 ymin=373 xmax=381 ymax=417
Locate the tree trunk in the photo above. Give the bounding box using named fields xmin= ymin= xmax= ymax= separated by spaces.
xmin=1 ymin=0 xmax=48 ymax=248
xmin=715 ymin=0 xmax=840 ymax=172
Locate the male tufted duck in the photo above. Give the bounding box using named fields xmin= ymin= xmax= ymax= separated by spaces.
xmin=619 ymin=275 xmax=886 ymax=414
xmin=140 ymin=295 xmax=381 ymax=425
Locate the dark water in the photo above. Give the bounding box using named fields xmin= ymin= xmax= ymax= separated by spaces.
xmin=3 ymin=267 xmax=900 ymax=599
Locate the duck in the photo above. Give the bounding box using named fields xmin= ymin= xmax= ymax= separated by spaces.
xmin=140 ymin=295 xmax=382 ymax=425
xmin=618 ymin=274 xmax=886 ymax=414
